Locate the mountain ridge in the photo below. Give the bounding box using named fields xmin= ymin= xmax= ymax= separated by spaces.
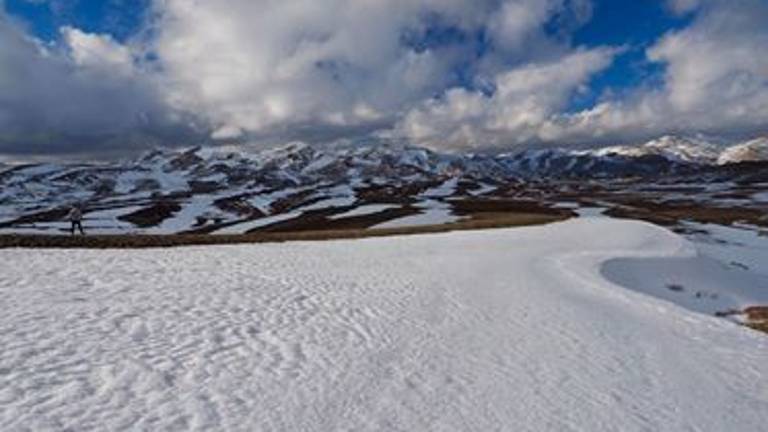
xmin=1 ymin=134 xmax=766 ymax=235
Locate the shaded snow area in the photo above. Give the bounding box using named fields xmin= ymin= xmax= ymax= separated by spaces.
xmin=603 ymin=222 xmax=768 ymax=317
xmin=145 ymin=195 xmax=223 ymax=235
xmin=329 ymin=204 xmax=398 ymax=220
xmin=468 ymin=183 xmax=496 ymax=196
xmin=372 ymin=200 xmax=464 ymax=229
xmin=420 ymin=178 xmax=458 ymax=198
xmin=681 ymin=222 xmax=768 ymax=277
xmin=1 ymin=219 xmax=767 ymax=431
xmin=603 ymin=245 xmax=768 ymax=316
xmin=212 ymin=212 xmax=303 ymax=235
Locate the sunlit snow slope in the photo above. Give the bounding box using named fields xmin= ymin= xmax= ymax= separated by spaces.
xmin=1 ymin=218 xmax=766 ymax=431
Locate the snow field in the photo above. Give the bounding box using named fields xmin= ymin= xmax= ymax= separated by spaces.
xmin=0 ymin=218 xmax=766 ymax=431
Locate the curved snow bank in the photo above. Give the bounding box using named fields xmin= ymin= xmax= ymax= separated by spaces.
xmin=1 ymin=218 xmax=766 ymax=431
xmin=553 ymin=219 xmax=768 ymax=316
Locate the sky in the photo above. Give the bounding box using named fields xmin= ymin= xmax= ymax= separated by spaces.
xmin=0 ymin=0 xmax=767 ymax=159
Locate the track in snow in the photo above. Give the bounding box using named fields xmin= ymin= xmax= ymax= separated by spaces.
xmin=0 ymin=218 xmax=766 ymax=431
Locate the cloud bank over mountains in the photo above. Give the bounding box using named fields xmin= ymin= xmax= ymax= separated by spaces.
xmin=0 ymin=0 xmax=766 ymax=157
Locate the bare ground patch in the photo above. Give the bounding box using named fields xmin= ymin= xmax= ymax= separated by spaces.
xmin=602 ymin=200 xmax=768 ymax=227
xmin=716 ymin=306 xmax=768 ymax=335
xmin=744 ymin=307 xmax=768 ymax=334
xmin=0 ymin=211 xmax=569 ymax=249
xmin=117 ymin=202 xmax=182 ymax=228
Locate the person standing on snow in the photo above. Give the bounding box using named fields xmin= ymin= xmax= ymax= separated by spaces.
xmin=67 ymin=205 xmax=85 ymax=236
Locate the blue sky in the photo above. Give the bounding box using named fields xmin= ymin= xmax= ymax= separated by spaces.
xmin=6 ymin=0 xmax=683 ymax=109
xmin=5 ymin=0 xmax=149 ymax=42
xmin=572 ymin=1 xmax=690 ymax=108
xmin=0 ymin=0 xmax=766 ymax=158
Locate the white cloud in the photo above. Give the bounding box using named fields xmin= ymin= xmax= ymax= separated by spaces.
xmin=0 ymin=0 xmax=611 ymax=155
xmin=665 ymin=0 xmax=702 ymax=15
xmin=545 ymin=0 xmax=768 ymax=144
xmin=149 ymin=0 xmax=592 ymax=144
xmin=0 ymin=10 xmax=190 ymax=156
xmin=62 ymin=26 xmax=135 ymax=73
xmin=399 ymin=0 xmax=768 ymax=149
xmin=648 ymin=0 xmax=768 ymax=120
xmin=2 ymin=0 xmax=767 ymax=157
xmin=399 ymin=47 xmax=617 ymax=150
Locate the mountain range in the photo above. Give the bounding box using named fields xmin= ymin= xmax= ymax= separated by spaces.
xmin=1 ymin=135 xmax=766 ymax=235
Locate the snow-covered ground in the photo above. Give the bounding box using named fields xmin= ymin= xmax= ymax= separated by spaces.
xmin=329 ymin=203 xmax=398 ymax=220
xmin=682 ymin=222 xmax=768 ymax=277
xmin=1 ymin=218 xmax=767 ymax=431
xmin=372 ymin=199 xmax=465 ymax=229
xmin=144 ymin=195 xmax=223 ymax=235
xmin=421 ymin=178 xmax=458 ymax=198
xmin=212 ymin=212 xmax=304 ymax=235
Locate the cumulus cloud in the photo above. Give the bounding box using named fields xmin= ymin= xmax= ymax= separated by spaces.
xmin=7 ymin=0 xmax=596 ymax=156
xmin=0 ymin=0 xmax=631 ymax=155
xmin=0 ymin=8 xmax=192 ymax=157
xmin=546 ymin=0 xmax=768 ymax=144
xmin=403 ymin=0 xmax=768 ymax=149
xmin=1 ymin=0 xmax=767 ymax=157
xmin=649 ymin=0 xmax=768 ymax=122
xmin=62 ymin=27 xmax=135 ymax=72
xmin=149 ymin=0 xmax=593 ymax=144
xmin=399 ymin=47 xmax=617 ymax=149
xmin=665 ymin=0 xmax=702 ymax=15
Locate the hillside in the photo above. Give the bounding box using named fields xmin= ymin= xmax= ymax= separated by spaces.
xmin=1 ymin=218 xmax=766 ymax=431
xmin=1 ymin=136 xmax=767 ymax=236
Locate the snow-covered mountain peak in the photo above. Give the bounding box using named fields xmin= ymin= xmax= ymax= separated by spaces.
xmin=119 ymin=134 xmax=768 ymax=185
xmin=593 ymin=135 xmax=720 ymax=164
xmin=2 ymin=134 xmax=767 ymax=236
xmin=718 ymin=137 xmax=768 ymax=165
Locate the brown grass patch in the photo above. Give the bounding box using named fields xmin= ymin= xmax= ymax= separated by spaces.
xmin=745 ymin=306 xmax=768 ymax=321
xmin=718 ymin=306 xmax=768 ymax=335
xmin=747 ymin=322 xmax=768 ymax=333
xmin=354 ymin=181 xmax=440 ymax=203
xmin=0 ymin=212 xmax=569 ymax=249
xmin=0 ymin=207 xmax=70 ymax=228
xmin=451 ymin=198 xmax=573 ymax=217
xmin=269 ymin=190 xmax=318 ymax=213
xmin=603 ymin=200 xmax=767 ymax=227
xmin=252 ymin=206 xmax=420 ymax=233
xmin=117 ymin=202 xmax=182 ymax=228
xmin=745 ymin=306 xmax=768 ymax=334
xmin=213 ymin=195 xmax=265 ymax=218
